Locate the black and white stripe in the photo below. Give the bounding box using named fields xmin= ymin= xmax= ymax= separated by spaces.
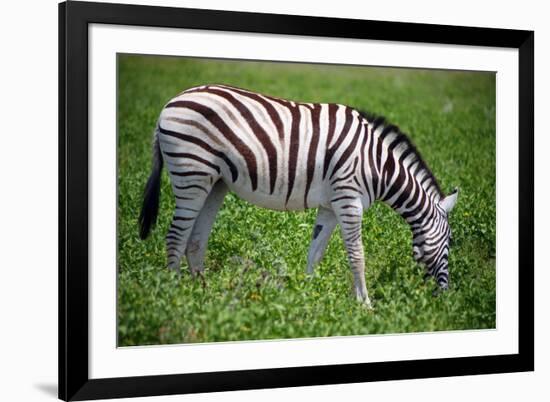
xmin=139 ymin=84 xmax=458 ymax=306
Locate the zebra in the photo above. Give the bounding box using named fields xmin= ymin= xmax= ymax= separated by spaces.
xmin=139 ymin=84 xmax=458 ymax=308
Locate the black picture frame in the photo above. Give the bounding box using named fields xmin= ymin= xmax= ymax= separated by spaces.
xmin=59 ymin=1 xmax=534 ymax=400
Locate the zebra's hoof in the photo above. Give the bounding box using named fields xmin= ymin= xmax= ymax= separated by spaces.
xmin=167 ymin=265 xmax=182 ymax=277
xmin=355 ymin=294 xmax=374 ymax=310
xmin=192 ymin=270 xmax=207 ymax=288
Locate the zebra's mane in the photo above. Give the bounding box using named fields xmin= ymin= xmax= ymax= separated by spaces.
xmin=358 ymin=110 xmax=444 ymax=199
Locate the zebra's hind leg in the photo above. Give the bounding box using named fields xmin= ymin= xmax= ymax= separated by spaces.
xmin=185 ymin=180 xmax=228 ymax=276
xmin=306 ymin=207 xmax=337 ymax=275
xmin=331 ymin=197 xmax=372 ymax=308
xmin=165 ymin=176 xmax=216 ymax=274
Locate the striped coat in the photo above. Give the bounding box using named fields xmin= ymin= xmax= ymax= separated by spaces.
xmin=140 ymin=84 xmax=458 ymax=307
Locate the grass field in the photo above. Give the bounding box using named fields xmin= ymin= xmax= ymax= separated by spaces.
xmin=117 ymin=54 xmax=496 ymax=346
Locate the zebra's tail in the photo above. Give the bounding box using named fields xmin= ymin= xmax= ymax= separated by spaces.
xmin=139 ymin=127 xmax=163 ymax=240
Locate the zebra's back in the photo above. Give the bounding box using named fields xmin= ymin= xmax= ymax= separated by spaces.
xmin=158 ymin=84 xmax=369 ymax=211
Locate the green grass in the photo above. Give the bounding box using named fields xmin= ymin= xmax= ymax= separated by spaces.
xmin=117 ymin=55 xmax=496 ymax=346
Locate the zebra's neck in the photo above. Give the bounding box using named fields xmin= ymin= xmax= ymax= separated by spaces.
xmin=369 ymin=120 xmax=443 ymax=230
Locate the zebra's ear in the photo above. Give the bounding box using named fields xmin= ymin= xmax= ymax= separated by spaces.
xmin=440 ymin=188 xmax=459 ymax=214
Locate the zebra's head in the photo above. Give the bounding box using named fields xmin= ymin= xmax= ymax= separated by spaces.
xmin=412 ymin=189 xmax=459 ymax=290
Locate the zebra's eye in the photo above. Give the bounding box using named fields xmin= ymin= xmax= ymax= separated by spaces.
xmin=413 ymin=246 xmax=422 ymax=260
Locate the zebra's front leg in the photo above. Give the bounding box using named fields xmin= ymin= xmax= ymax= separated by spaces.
xmin=332 ymin=198 xmax=372 ymax=308
xmin=306 ymin=207 xmax=337 ymax=275
xmin=185 ymin=180 xmax=228 ymax=276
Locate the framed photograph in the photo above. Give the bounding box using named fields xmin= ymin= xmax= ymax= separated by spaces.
xmin=59 ymin=1 xmax=534 ymax=400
